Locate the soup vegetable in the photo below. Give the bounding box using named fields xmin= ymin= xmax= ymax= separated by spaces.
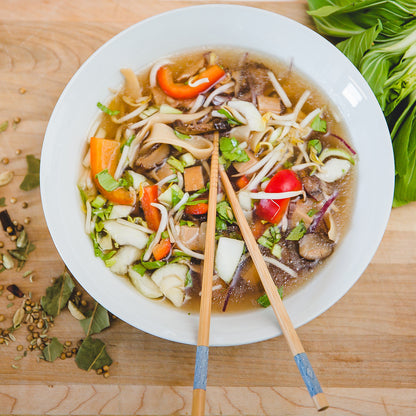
xmin=78 ymin=50 xmax=357 ymax=312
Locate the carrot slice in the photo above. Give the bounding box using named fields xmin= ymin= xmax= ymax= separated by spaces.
xmin=152 ymin=238 xmax=172 ymax=261
xmin=89 ymin=137 xmax=136 ymax=206
xmin=236 ymin=175 xmax=250 ymax=189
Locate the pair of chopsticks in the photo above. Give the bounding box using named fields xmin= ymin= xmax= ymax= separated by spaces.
xmin=192 ymin=136 xmax=329 ymax=415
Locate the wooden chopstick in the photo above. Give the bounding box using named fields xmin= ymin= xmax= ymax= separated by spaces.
xmin=192 ymin=134 xmax=219 ymax=416
xmin=219 ymin=165 xmax=329 ymax=412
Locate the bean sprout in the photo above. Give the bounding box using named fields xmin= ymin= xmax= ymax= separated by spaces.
xmin=264 ymin=256 xmax=297 ymax=278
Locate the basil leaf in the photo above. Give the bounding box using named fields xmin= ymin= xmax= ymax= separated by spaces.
xmin=20 ymin=155 xmax=40 ymax=191
xmin=95 ymin=170 xmax=119 ymax=192
xmin=80 ymin=302 xmax=110 ymax=336
xmin=75 ymin=336 xmax=112 ymax=371
xmin=97 ymin=102 xmax=120 ymax=116
xmin=286 ymin=220 xmax=307 ymax=241
xmin=311 ymin=115 xmax=327 ymax=133
xmin=40 ymin=271 xmax=75 ymax=317
xmin=42 ymin=337 xmax=64 ymax=362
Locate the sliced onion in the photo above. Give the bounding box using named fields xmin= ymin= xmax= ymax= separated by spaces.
xmin=267 ymin=71 xmax=292 ymax=108
xmin=142 ymin=203 xmax=168 ymax=261
xmin=111 ymin=102 xmax=148 ymax=124
xmin=188 ymin=77 xmax=209 ymax=88
xmin=330 ymin=133 xmax=357 ymax=155
xmin=176 ymin=171 xmax=184 ymax=190
xmin=308 ymin=190 xmax=339 ymax=233
xmin=149 ymin=59 xmax=172 ymax=87
xmin=116 ymin=218 xmax=154 ymax=234
xmin=203 ymin=81 xmax=234 ymax=107
xmin=264 ymin=256 xmax=297 ymax=278
xmin=168 ymin=218 xmax=204 ymax=260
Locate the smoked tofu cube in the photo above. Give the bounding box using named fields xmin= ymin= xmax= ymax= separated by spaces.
xmin=179 ymin=225 xmax=203 ymax=251
xmin=233 ymin=149 xmax=258 ymax=173
xmin=257 ymin=95 xmax=285 ymax=114
xmin=184 ymin=165 xmax=205 ymax=192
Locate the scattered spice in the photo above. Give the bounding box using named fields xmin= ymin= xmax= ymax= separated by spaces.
xmin=0 ymin=121 xmax=8 ymax=133
xmin=10 ymin=197 xmax=17 ymax=204
xmin=15 ymin=149 xmax=22 ymax=155
xmin=2 ymin=158 xmax=9 ymax=165
xmin=0 ymin=171 xmax=14 ymax=187
xmin=24 ymin=217 xmax=31 ymax=225
xmin=21 ymin=202 xmax=28 ymax=209
xmin=7 ymin=294 xmax=15 ymax=301
xmin=19 ymin=87 xmax=26 ymax=94
xmin=7 ymin=284 xmax=24 ymax=298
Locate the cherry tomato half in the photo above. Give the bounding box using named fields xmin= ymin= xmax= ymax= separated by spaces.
xmin=255 ymin=169 xmax=302 ymax=224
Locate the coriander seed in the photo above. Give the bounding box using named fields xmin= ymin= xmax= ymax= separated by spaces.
xmin=0 ymin=338 xmax=4 ymax=344
xmin=65 ymin=351 xmax=72 ymax=358
xmin=96 ymin=368 xmax=103 ymax=375
xmin=103 ymin=372 xmax=110 ymax=378
xmin=2 ymin=157 xmax=9 ymax=165
xmin=10 ymin=235 xmax=17 ymax=242
xmin=10 ymin=197 xmax=17 ymax=204
xmin=6 ymin=226 xmax=13 ymax=234
xmin=80 ymin=300 xmax=87 ymax=307
xmin=60 ymin=353 xmax=66 ymax=360
xmin=7 ymin=294 xmax=15 ymax=301
xmin=15 ymin=149 xmax=22 ymax=155
xmin=19 ymin=87 xmax=26 ymax=94
xmin=13 ymin=117 xmax=21 ymax=124
xmin=26 ymin=335 xmax=33 ymax=342
xmin=24 ymin=217 xmax=31 ymax=224
xmin=0 ymin=315 xmax=4 ymax=322
xmin=102 ymin=365 xmax=109 ymax=372
xmin=21 ymin=202 xmax=28 ymax=209
xmin=17 ymin=345 xmax=23 ymax=351
xmin=64 ymin=341 xmax=72 ymax=347
xmin=0 ymin=242 xmax=3 ymax=248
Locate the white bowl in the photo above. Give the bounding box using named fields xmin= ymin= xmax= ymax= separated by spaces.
xmin=40 ymin=5 xmax=394 ymax=346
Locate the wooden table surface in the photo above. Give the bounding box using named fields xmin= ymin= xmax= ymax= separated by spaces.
xmin=1 ymin=1 xmax=415 ymax=415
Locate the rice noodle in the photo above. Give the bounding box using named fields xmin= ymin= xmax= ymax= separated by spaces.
xmin=204 ymin=81 xmax=234 ymax=107
xmin=202 ymin=160 xmax=211 ymax=177
xmin=298 ymin=142 xmax=310 ymax=164
xmin=156 ymin=174 xmax=177 ymax=188
xmin=111 ymin=102 xmax=149 ymax=124
xmin=267 ymin=71 xmax=292 ymax=108
xmin=114 ymin=145 xmax=130 ymax=180
xmin=264 ymin=256 xmax=297 ymax=278
xmin=149 ymin=59 xmax=172 ymax=87
xmin=143 ymin=203 xmax=168 ymax=261
xmin=168 ymin=218 xmax=204 ymax=260
xmin=116 ymin=218 xmax=154 ymax=234
xmin=248 ymin=190 xmax=305 ymax=200
xmin=291 ymin=90 xmax=311 ymax=122
xmin=189 ymin=95 xmax=205 ymax=114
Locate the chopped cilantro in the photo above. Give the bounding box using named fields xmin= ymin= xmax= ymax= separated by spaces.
xmin=286 ymin=220 xmax=307 ymax=241
xmin=257 ymin=287 xmax=283 ymax=307
xmin=311 ymin=115 xmax=327 ymax=133
xmin=308 ymin=139 xmax=322 ymax=154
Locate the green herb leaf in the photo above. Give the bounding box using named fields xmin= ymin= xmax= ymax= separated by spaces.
xmin=42 ymin=337 xmax=64 ymax=362
xmin=286 ymin=220 xmax=307 ymax=241
xmin=75 ymin=336 xmax=112 ymax=371
xmin=179 ymin=220 xmax=194 ymax=227
xmin=174 ymin=130 xmax=191 ymax=140
xmin=0 ymin=197 xmax=5 ymax=207
xmin=20 ymin=155 xmax=40 ymax=191
xmin=219 ymin=137 xmax=249 ymax=166
xmin=217 ymin=109 xmax=242 ymax=126
xmin=171 ymin=187 xmax=182 ymax=207
xmin=185 ymin=199 xmax=208 ymax=206
xmin=121 ymin=135 xmax=135 ymax=151
xmin=40 ymin=271 xmax=75 ymax=317
xmin=141 ymin=259 xmax=166 ymax=270
xmin=185 ymin=270 xmax=193 ymax=288
xmin=216 ymin=201 xmax=235 ymax=224
xmin=307 ymin=208 xmax=318 ymax=217
xmin=311 ymin=115 xmax=327 ymax=133
xmin=95 ymin=170 xmax=120 ymax=192
xmin=308 ymin=139 xmax=322 ymax=154
xmin=257 ymin=286 xmax=283 ymax=307
xmin=97 ymin=102 xmax=120 ymax=116
xmin=80 ymin=302 xmax=110 ymax=336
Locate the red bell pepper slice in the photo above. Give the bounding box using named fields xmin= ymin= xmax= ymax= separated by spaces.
xmin=185 ymin=202 xmax=209 ymax=216
xmin=255 ymin=169 xmax=302 ymax=224
xmin=156 ymin=64 xmax=225 ymax=100
xmin=141 ymin=185 xmax=161 ymax=231
xmin=152 ymin=238 xmax=172 ymax=261
xmin=90 ymin=137 xmax=136 ymax=206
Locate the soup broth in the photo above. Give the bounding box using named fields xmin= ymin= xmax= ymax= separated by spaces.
xmin=79 ymin=48 xmax=356 ymax=313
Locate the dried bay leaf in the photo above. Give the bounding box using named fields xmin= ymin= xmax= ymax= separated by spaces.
xmin=41 ymin=271 xmax=75 ymax=317
xmin=20 ymin=155 xmax=40 ymax=191
xmin=75 ymin=336 xmax=112 ymax=371
xmin=42 ymin=337 xmax=64 ymax=362
xmin=80 ymin=302 xmax=110 ymax=336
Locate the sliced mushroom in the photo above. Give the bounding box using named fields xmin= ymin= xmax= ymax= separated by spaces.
xmin=302 ymin=175 xmax=325 ymax=201
xmin=120 ymin=68 xmax=141 ymax=102
xmin=172 ymin=117 xmax=230 ymax=135
xmin=298 ymin=232 xmax=334 ymax=261
xmin=136 ymin=144 xmax=169 ymax=170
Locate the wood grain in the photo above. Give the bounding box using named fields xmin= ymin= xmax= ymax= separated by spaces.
xmin=0 ymin=1 xmax=415 ymax=414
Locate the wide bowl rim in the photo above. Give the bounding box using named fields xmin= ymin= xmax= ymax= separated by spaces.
xmin=40 ymin=4 xmax=394 ymax=346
